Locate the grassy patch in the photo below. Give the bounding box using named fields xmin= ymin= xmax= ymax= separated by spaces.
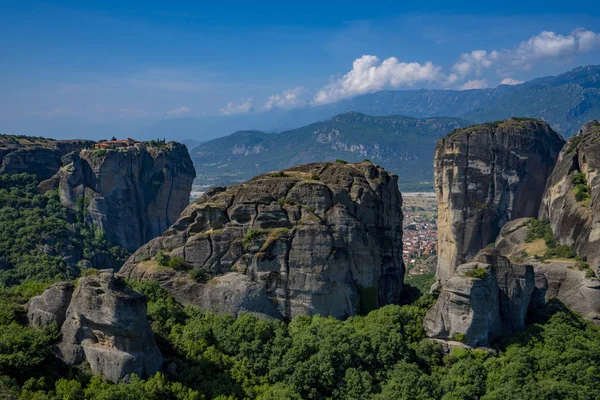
xmin=463 ymin=268 xmax=487 ymax=279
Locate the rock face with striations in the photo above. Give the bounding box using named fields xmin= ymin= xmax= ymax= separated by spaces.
xmin=435 ymin=119 xmax=564 ymax=284
xmin=494 ymin=218 xmax=600 ymax=324
xmin=424 ymin=248 xmax=536 ymax=347
xmin=119 ymin=161 xmax=404 ymax=320
xmin=42 ymin=142 xmax=195 ymax=250
xmin=28 ymin=270 xmax=163 ymax=382
xmin=539 ymin=120 xmax=600 ymax=271
xmin=26 ymin=282 xmax=75 ymax=328
xmin=0 ymin=136 xmax=93 ymax=181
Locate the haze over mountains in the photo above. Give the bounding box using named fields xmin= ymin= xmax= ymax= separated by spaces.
xmin=185 ymin=65 xmax=600 ymax=190
xmin=192 ymin=113 xmax=469 ymax=191
xmin=2 ymin=65 xmax=600 ymax=142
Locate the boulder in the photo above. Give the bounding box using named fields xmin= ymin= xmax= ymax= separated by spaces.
xmin=26 ymin=282 xmax=74 ymax=328
xmin=424 ymin=249 xmax=535 ymax=347
xmin=40 ymin=271 xmax=163 ymax=383
xmin=119 ymin=161 xmax=405 ymax=320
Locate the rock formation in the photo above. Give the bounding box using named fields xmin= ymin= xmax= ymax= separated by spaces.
xmin=494 ymin=218 xmax=600 ymax=324
xmin=26 ymin=282 xmax=75 ymax=328
xmin=0 ymin=137 xmax=93 ymax=181
xmin=435 ymin=119 xmax=564 ymax=284
xmin=42 ymin=141 xmax=196 ymax=250
xmin=424 ymin=248 xmax=535 ymax=347
xmin=539 ymin=120 xmax=600 ymax=271
xmin=119 ymin=161 xmax=405 ymax=320
xmin=28 ymin=270 xmax=163 ymax=382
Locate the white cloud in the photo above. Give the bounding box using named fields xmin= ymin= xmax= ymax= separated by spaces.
xmin=452 ymin=50 xmax=499 ymax=79
xmin=166 ymin=106 xmax=191 ymax=117
xmin=313 ymin=55 xmax=442 ymax=104
xmin=453 ymin=28 xmax=600 ymax=80
xmin=264 ymin=87 xmax=307 ymax=110
xmin=458 ymin=80 xmax=488 ymax=90
xmin=500 ymin=78 xmax=524 ymax=86
xmin=220 ymin=98 xmax=254 ymax=115
xmin=512 ymin=29 xmax=600 ymax=67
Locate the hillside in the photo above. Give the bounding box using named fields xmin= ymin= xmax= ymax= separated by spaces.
xmin=192 ymin=113 xmax=471 ymax=191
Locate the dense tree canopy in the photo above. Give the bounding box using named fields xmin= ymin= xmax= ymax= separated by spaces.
xmin=0 ymin=173 xmax=129 ymax=287
xmin=3 ymin=277 xmax=600 ymax=400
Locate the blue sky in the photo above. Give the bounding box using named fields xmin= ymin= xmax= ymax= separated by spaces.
xmin=1 ymin=0 xmax=600 ymax=126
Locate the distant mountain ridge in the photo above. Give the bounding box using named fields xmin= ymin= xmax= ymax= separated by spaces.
xmin=191 ymin=113 xmax=471 ymax=190
xmin=142 ymin=65 xmax=600 ymax=141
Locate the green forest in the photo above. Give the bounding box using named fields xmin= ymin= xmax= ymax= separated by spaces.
xmin=2 ymin=273 xmax=600 ymax=399
xmin=2 ymin=174 xmax=600 ymax=399
xmin=0 ymin=173 xmax=129 ymax=287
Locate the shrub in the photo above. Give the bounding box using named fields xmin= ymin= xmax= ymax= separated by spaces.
xmin=269 ymin=171 xmax=287 ymax=178
xmin=572 ymin=172 xmax=591 ymax=203
xmin=188 ymin=268 xmax=211 ymax=282
xmin=155 ymin=251 xmax=170 ymax=267
xmin=243 ymin=228 xmax=267 ymax=245
xmin=167 ymin=256 xmax=188 ymax=270
xmin=310 ymin=173 xmax=320 ymax=181
xmin=93 ymin=148 xmax=107 ymax=157
xmin=335 ymin=159 xmax=348 ymax=164
xmin=454 ymin=333 xmax=466 ymax=343
xmin=586 ymin=268 xmax=596 ymax=279
xmin=81 ymin=268 xmax=100 ymax=277
xmin=464 ymin=268 xmax=487 ymax=279
xmin=525 ymin=218 xmax=553 ymax=243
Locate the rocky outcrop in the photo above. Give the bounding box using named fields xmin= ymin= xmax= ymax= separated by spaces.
xmin=539 ymin=120 xmax=600 ymax=271
xmin=435 ymin=119 xmax=564 ymax=284
xmin=26 ymin=282 xmax=74 ymax=328
xmin=43 ymin=142 xmax=195 ymax=250
xmin=494 ymin=218 xmax=600 ymax=324
xmin=424 ymin=248 xmax=535 ymax=347
xmin=28 ymin=270 xmax=162 ymax=382
xmin=0 ymin=137 xmax=93 ymax=181
xmin=119 ymin=161 xmax=405 ymax=320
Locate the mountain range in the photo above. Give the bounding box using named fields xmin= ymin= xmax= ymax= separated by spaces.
xmin=152 ymin=65 xmax=600 ymax=142
xmin=2 ymin=66 xmax=599 ymax=143
xmin=191 ymin=113 xmax=470 ymax=191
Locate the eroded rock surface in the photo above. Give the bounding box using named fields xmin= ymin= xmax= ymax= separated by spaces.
xmin=435 ymin=119 xmax=564 ymax=284
xmin=539 ymin=120 xmax=600 ymax=270
xmin=424 ymin=249 xmax=535 ymax=346
xmin=26 ymin=282 xmax=74 ymax=328
xmin=0 ymin=137 xmax=93 ymax=181
xmin=495 ymin=219 xmax=600 ymax=324
xmin=119 ymin=161 xmax=405 ymax=320
xmin=38 ymin=270 xmax=163 ymax=382
xmin=42 ymin=142 xmax=195 ymax=250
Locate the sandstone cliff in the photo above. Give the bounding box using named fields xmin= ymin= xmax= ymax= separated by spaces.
xmin=43 ymin=142 xmax=195 ymax=250
xmin=0 ymin=136 xmax=93 ymax=181
xmin=119 ymin=161 xmax=404 ymax=320
xmin=435 ymin=119 xmax=564 ymax=284
xmin=539 ymin=120 xmax=600 ymax=271
xmin=28 ymin=271 xmax=163 ymax=382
